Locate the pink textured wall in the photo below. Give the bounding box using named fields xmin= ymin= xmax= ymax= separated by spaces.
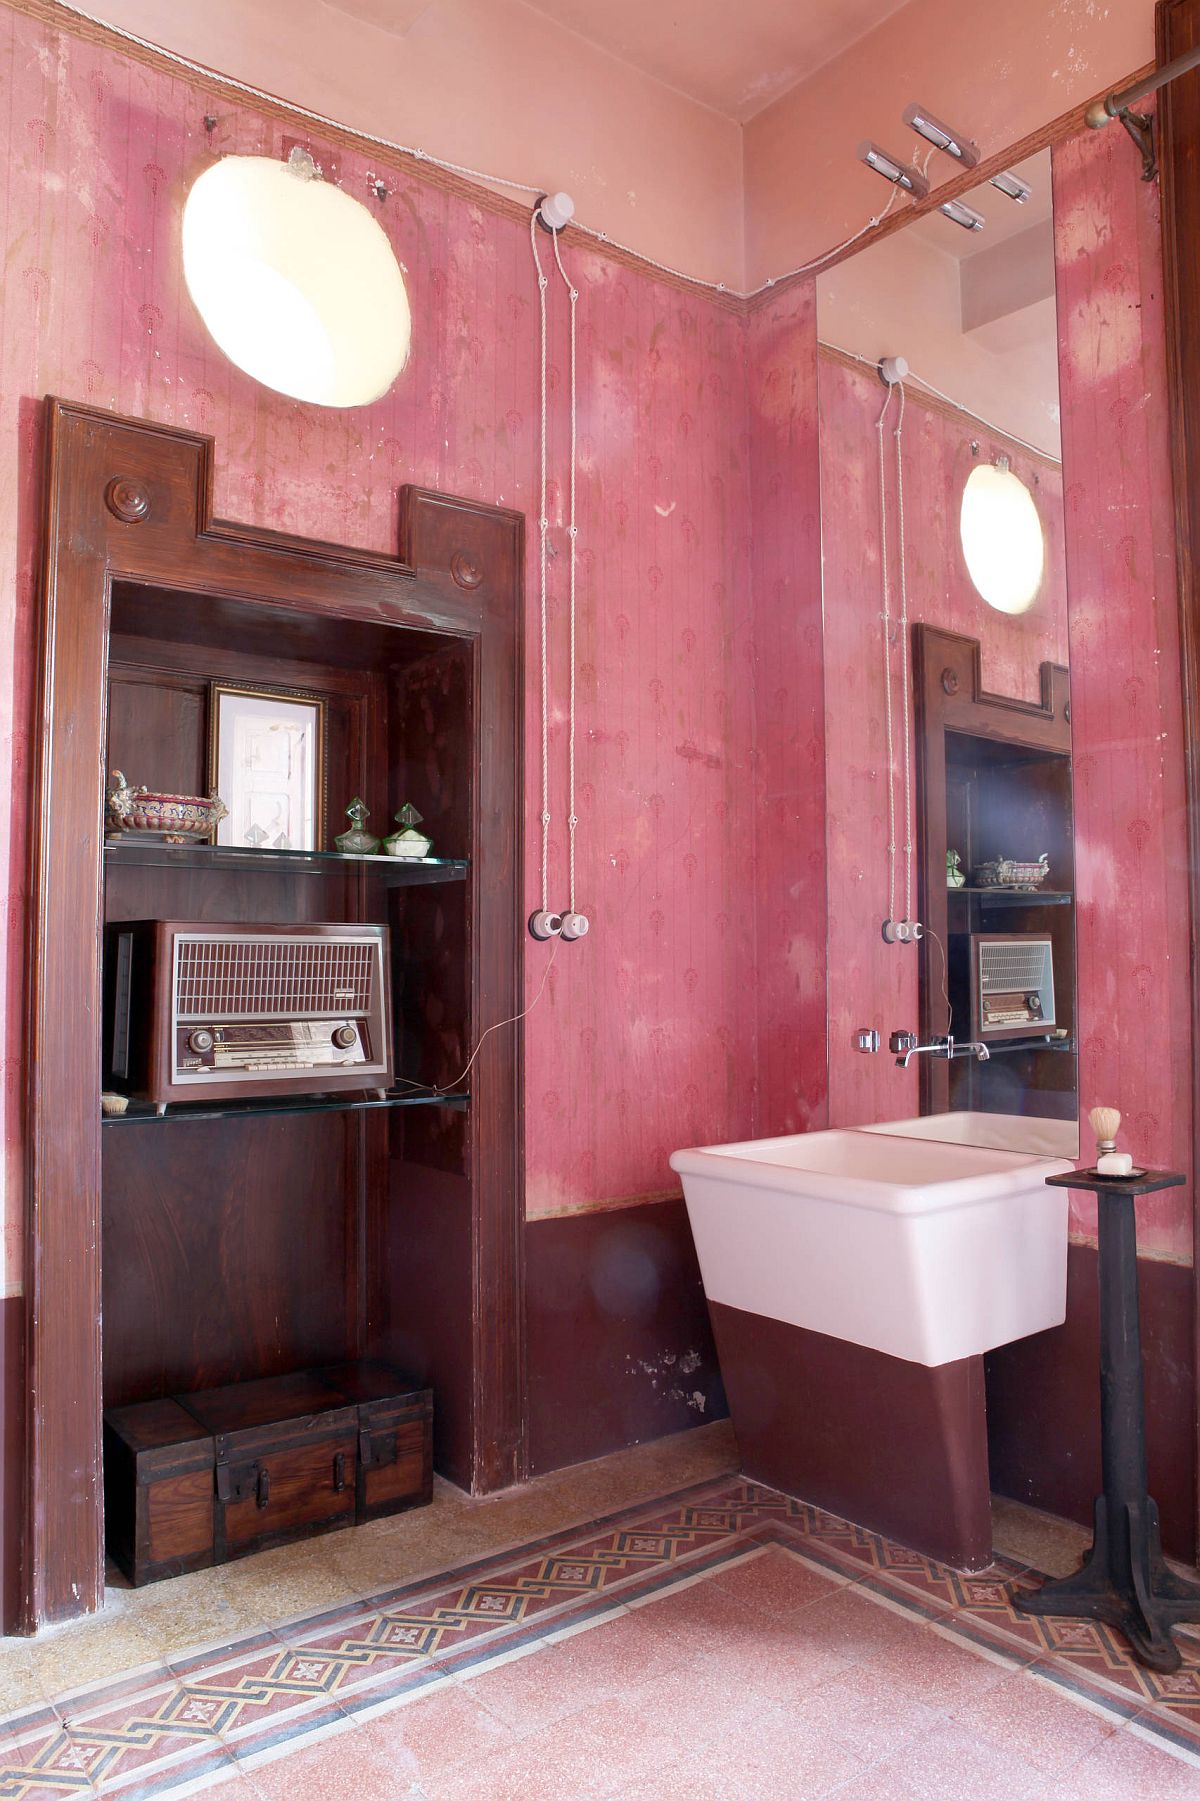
xmin=0 ymin=2 xmax=782 ymax=1282
xmin=746 ymin=283 xmax=828 ymax=1136
xmin=1053 ymin=119 xmax=1192 ymax=1261
xmin=819 ymin=359 xmax=1069 ymax=1132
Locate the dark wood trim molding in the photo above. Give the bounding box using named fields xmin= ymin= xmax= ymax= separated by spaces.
xmin=24 ymin=400 xmax=524 ymax=1627
xmin=1157 ymin=0 xmax=1200 ymax=1560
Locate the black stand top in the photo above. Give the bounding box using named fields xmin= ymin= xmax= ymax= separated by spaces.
xmin=1045 ymin=1168 xmax=1185 ymax=1199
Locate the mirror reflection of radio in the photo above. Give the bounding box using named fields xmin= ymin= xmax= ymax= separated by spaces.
xmin=971 ymin=933 xmax=1056 ymax=1040
xmin=106 ymin=920 xmax=393 ymax=1106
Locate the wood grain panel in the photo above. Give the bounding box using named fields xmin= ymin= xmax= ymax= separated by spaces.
xmin=101 ymin=1115 xmax=356 ymax=1406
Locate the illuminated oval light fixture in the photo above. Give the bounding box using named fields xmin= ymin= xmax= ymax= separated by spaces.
xmin=959 ymin=458 xmax=1045 ymax=615
xmin=182 ymin=150 xmax=411 ymax=407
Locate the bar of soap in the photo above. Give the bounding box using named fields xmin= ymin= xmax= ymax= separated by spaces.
xmin=1097 ymin=1152 xmax=1133 ymax=1176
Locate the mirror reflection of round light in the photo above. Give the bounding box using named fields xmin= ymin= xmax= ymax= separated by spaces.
xmin=182 ymin=155 xmax=411 ymax=407
xmin=959 ymin=462 xmax=1045 ymax=615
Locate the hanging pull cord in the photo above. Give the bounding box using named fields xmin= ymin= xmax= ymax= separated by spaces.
xmin=876 ymin=379 xmax=897 ymax=929
xmin=894 ymin=380 xmax=914 ymax=924
xmin=529 ymin=209 xmax=553 ymax=920
xmin=551 ymin=227 xmax=580 ymax=917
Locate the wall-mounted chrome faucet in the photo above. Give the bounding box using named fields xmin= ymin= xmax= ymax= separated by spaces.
xmin=888 ymin=1030 xmax=990 ymax=1068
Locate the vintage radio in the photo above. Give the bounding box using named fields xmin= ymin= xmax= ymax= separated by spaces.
xmin=106 ymin=920 xmax=393 ymax=1106
xmin=970 ymin=932 xmax=1056 ymax=1041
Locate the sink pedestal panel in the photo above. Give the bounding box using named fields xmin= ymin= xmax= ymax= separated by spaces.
xmin=709 ymin=1301 xmax=993 ymax=1572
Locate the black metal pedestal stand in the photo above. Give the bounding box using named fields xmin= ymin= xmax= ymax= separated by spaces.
xmin=1013 ymin=1167 xmax=1200 ymax=1672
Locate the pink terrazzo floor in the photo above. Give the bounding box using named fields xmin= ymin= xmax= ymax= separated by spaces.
xmin=190 ymin=1544 xmax=1200 ymax=1800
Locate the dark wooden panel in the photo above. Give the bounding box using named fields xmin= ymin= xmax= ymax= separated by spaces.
xmin=1157 ymin=0 xmax=1200 ymax=1562
xmin=526 ymin=1200 xmax=728 ymax=1475
xmin=376 ymin=1161 xmax=475 ymax=1488
xmin=986 ymin=1242 xmax=1197 ymax=1562
xmin=0 ymin=1297 xmax=23 ymax=1635
xmin=101 ymin=1115 xmax=356 ymax=1407
xmin=107 ymin=671 xmax=206 ymax=798
xmin=710 ymin=1300 xmax=993 ymax=1571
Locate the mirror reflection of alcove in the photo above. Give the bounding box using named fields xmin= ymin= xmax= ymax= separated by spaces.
xmin=913 ymin=625 xmax=1076 ymax=1126
xmin=816 ymin=144 xmax=1077 ymax=1153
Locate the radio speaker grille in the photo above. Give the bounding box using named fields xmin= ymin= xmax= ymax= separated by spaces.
xmin=175 ymin=935 xmax=378 ymax=1021
xmin=978 ymin=939 xmax=1053 ymax=995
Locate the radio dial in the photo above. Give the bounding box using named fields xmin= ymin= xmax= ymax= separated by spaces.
xmin=188 ymin=1028 xmax=215 ymax=1054
xmin=332 ymin=1025 xmax=357 ymax=1050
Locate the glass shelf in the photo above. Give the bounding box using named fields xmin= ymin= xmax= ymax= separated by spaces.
xmin=104 ymin=839 xmax=469 ymax=885
xmin=947 ymin=887 xmax=1073 ymax=908
xmin=102 ymin=1088 xmax=469 ymax=1125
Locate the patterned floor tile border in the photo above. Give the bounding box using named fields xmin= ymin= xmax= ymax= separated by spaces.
xmin=2 ymin=1475 xmax=1200 ymax=1797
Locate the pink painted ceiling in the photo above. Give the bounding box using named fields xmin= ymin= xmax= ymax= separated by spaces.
xmin=522 ymin=0 xmax=911 ymax=120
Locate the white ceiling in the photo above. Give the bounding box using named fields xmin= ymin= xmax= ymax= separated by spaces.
xmin=521 ymin=0 xmax=912 ymax=121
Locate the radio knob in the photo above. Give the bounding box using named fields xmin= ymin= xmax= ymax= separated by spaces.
xmin=188 ymin=1029 xmax=215 ymax=1053
xmin=332 ymin=1025 xmax=357 ymax=1049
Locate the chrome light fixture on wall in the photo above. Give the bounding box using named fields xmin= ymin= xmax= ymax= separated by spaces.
xmin=902 ymin=104 xmax=979 ymax=167
xmin=857 ymin=142 xmax=930 ymax=199
xmin=940 ymin=199 xmax=985 ymax=232
xmin=990 ymin=169 xmax=1032 ymax=203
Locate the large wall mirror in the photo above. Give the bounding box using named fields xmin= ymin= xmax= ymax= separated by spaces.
xmin=817 ymin=148 xmax=1080 ymax=1159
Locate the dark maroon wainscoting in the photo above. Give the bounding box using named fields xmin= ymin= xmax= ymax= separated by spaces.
xmin=526 ymin=1199 xmax=727 ymax=1475
xmin=986 ymin=1243 xmax=1197 ymax=1563
xmin=708 ymin=1300 xmax=994 ymax=1572
xmin=0 ymin=1295 xmax=23 ymax=1634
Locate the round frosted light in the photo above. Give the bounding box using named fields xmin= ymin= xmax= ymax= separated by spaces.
xmin=182 ymin=155 xmax=411 ymax=407
xmin=959 ymin=462 xmax=1045 ymax=615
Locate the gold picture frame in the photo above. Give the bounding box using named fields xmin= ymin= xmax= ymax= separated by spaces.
xmin=207 ymin=681 xmax=328 ymax=852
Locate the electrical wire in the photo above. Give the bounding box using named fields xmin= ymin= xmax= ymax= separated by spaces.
xmin=894 ymin=379 xmax=914 ymax=924
xmin=924 ymin=925 xmax=953 ymax=1036
xmin=393 ymin=938 xmax=560 ymax=1098
xmin=550 ymin=226 xmax=580 ymax=917
xmin=529 ymin=210 xmax=552 ymax=918
xmin=876 ymin=380 xmax=898 ymax=928
xmin=51 ymin=0 xmax=910 ymax=303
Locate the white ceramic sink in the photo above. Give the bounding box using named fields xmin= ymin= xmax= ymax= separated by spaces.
xmin=861 ymin=1110 xmax=1079 ymax=1159
xmin=670 ymin=1124 xmax=1073 ymax=1367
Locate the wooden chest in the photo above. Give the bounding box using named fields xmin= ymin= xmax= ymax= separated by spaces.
xmin=103 ymin=1398 xmax=216 ymax=1586
xmin=104 ymin=1362 xmax=433 ymax=1586
xmin=314 ymin=1361 xmax=433 ymax=1522
xmin=181 ymin=1371 xmax=358 ymax=1565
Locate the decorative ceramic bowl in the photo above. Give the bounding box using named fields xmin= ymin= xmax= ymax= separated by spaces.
xmin=972 ymin=853 xmax=1051 ymax=891
xmin=106 ymin=770 xmax=228 ymax=844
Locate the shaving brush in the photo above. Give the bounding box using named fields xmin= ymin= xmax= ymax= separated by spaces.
xmin=1089 ymin=1106 xmax=1133 ymax=1175
xmin=1089 ymin=1106 xmax=1121 ymax=1157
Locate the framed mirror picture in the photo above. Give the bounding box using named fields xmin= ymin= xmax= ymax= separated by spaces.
xmin=208 ymin=682 xmax=327 ymax=851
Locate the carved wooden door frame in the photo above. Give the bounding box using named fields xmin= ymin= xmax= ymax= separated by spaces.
xmin=24 ymin=399 xmax=525 ymax=1628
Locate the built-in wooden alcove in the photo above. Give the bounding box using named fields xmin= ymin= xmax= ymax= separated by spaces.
xmin=913 ymin=624 xmax=1076 ymax=1124
xmin=25 ymin=400 xmax=524 ymax=1629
